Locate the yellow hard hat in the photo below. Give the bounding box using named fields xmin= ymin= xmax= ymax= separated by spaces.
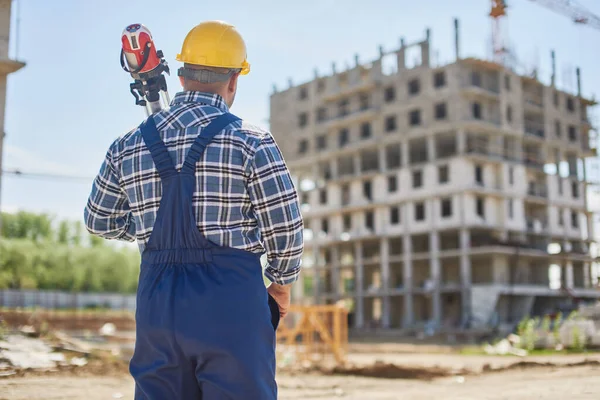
xmin=176 ymin=21 xmax=250 ymax=75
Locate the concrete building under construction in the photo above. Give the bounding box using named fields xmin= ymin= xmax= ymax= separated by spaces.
xmin=270 ymin=19 xmax=600 ymax=333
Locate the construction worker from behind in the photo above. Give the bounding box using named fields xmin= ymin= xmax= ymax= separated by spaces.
xmin=84 ymin=20 xmax=304 ymax=399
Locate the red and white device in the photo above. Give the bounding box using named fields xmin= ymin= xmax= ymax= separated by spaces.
xmin=121 ymin=24 xmax=162 ymax=75
xmin=120 ymin=23 xmax=170 ymax=115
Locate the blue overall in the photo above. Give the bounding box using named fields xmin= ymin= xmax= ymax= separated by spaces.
xmin=129 ymin=112 xmax=280 ymax=400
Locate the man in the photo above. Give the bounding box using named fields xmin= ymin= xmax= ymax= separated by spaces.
xmin=84 ymin=20 xmax=303 ymax=399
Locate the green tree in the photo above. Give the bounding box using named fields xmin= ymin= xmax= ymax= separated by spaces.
xmin=0 ymin=211 xmax=140 ymax=294
xmin=57 ymin=220 xmax=70 ymax=244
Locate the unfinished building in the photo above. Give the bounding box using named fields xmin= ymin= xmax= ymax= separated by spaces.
xmin=269 ymin=19 xmax=600 ymax=333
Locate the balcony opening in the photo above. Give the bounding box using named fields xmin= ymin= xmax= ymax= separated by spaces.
xmin=298 ymin=139 xmax=309 ymax=154
xmin=412 ymin=169 xmax=423 ymax=188
xmin=359 ymin=93 xmax=370 ymax=111
xmin=360 ymin=149 xmax=380 ymax=172
xmin=365 ymin=211 xmax=375 ymax=231
xmin=341 ymin=184 xmax=351 ymax=206
xmin=386 ymin=143 xmax=402 ymax=169
xmin=412 ymin=233 xmax=430 ymax=252
xmin=471 ymin=71 xmax=482 ymax=87
xmin=436 ymin=133 xmax=456 ymax=159
xmin=319 ymin=188 xmax=327 ymax=204
xmin=385 ymin=115 xmax=397 ymax=132
xmin=441 ymin=198 xmax=452 ymax=217
xmin=408 ymin=78 xmax=420 ymax=95
xmin=475 ymin=164 xmax=483 ymax=185
xmin=318 ymin=161 xmax=331 ymax=182
xmin=434 ymin=71 xmax=446 ymax=88
xmin=438 ymin=165 xmax=449 ymax=183
xmin=435 ymin=102 xmax=447 ymax=120
xmin=338 ymin=156 xmax=354 ymax=177
xmin=316 ymin=134 xmax=327 ymax=151
xmin=338 ymin=128 xmax=349 ymax=147
xmin=360 ymin=122 xmax=371 ymax=139
xmin=409 ymin=109 xmax=422 ymax=126
xmin=298 ymin=86 xmax=308 ymax=100
xmin=317 ymin=107 xmax=327 ymax=122
xmin=476 ymin=196 xmax=485 ymax=218
xmin=390 ymin=207 xmax=400 ymax=224
xmin=388 ymin=175 xmax=398 ymax=192
xmin=298 ymin=112 xmax=308 ymax=127
xmin=472 ymin=102 xmax=482 ymax=119
xmin=415 ymin=202 xmax=426 ymax=221
xmin=342 ymin=213 xmax=352 ymax=232
xmin=384 ymin=86 xmax=396 ymax=103
xmin=409 ymin=138 xmax=428 ymax=164
xmin=363 ymin=180 xmax=372 ymax=201
xmin=338 ymin=98 xmax=349 ymax=117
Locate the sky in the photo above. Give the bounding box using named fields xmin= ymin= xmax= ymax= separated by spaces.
xmin=2 ymin=0 xmax=600 ymax=222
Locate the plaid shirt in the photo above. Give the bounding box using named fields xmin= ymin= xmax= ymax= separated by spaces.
xmin=84 ymin=91 xmax=304 ymax=285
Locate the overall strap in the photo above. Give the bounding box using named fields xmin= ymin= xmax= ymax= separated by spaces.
xmin=181 ymin=113 xmax=241 ymax=175
xmin=139 ymin=116 xmax=177 ymax=180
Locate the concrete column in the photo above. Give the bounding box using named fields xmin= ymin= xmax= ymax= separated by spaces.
xmin=583 ymin=262 xmax=591 ymax=288
xmin=331 ymin=246 xmax=340 ymax=297
xmin=353 ymin=153 xmax=361 ymax=176
xmin=379 ymin=146 xmax=387 ymax=173
xmin=401 ymin=139 xmax=409 ymax=167
xmin=460 ymin=229 xmax=472 ymax=325
xmin=329 ymin=158 xmax=338 ymax=180
xmin=421 ymin=34 xmax=430 ymax=67
xmin=429 ymin=231 xmax=441 ymax=325
xmin=403 ymin=234 xmax=414 ymax=328
xmin=587 ymin=214 xmax=594 ymax=241
xmin=380 ymin=237 xmax=391 ymax=328
xmin=311 ymin=163 xmax=319 ymax=182
xmin=354 ymin=241 xmax=364 ymax=328
xmin=566 ymin=261 xmax=574 ymax=289
xmin=427 ymin=135 xmax=436 ymax=161
xmin=457 ymin=129 xmax=466 ymax=154
xmin=397 ymin=46 xmax=406 ymax=71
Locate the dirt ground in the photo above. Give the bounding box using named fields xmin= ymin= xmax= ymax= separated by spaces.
xmin=0 ymin=365 xmax=598 ymax=400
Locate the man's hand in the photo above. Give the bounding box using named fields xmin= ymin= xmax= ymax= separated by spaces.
xmin=267 ymin=283 xmax=292 ymax=319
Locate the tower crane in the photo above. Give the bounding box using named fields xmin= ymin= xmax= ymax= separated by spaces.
xmin=527 ymin=0 xmax=600 ymax=31
xmin=489 ymin=0 xmax=600 ymax=64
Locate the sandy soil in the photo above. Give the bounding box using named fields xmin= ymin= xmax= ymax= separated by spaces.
xmin=1 ymin=364 xmax=599 ymax=400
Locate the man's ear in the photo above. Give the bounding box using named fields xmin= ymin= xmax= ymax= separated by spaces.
xmin=228 ymin=73 xmax=240 ymax=93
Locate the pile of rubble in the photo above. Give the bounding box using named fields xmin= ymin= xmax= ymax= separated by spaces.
xmin=0 ymin=323 xmax=132 ymax=377
xmin=484 ymin=301 xmax=600 ymax=355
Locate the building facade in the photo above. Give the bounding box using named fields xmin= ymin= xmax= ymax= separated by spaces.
xmin=269 ymin=22 xmax=600 ymax=333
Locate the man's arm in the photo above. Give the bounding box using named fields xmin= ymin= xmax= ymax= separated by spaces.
xmin=246 ymin=133 xmax=304 ymax=287
xmin=83 ymin=144 xmax=136 ymax=241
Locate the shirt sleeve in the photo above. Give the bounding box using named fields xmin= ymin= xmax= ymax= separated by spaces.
xmin=83 ymin=143 xmax=136 ymax=242
xmin=246 ymin=133 xmax=304 ymax=286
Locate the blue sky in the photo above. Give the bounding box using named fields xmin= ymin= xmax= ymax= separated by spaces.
xmin=3 ymin=0 xmax=600 ymax=221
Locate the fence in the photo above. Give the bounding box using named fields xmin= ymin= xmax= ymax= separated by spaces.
xmin=0 ymin=289 xmax=136 ymax=311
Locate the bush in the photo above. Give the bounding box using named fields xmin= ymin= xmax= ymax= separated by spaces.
xmin=0 ymin=212 xmax=140 ymax=293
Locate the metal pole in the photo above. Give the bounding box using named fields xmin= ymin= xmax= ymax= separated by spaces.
xmin=0 ymin=127 xmax=4 ymax=237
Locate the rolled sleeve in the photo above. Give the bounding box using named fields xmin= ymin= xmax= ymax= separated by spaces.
xmin=84 ymin=144 xmax=136 ymax=242
xmin=247 ymin=134 xmax=304 ymax=285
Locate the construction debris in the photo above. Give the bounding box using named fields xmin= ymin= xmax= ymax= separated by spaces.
xmin=484 ymin=335 xmax=527 ymax=356
xmin=0 ymin=334 xmax=63 ymax=370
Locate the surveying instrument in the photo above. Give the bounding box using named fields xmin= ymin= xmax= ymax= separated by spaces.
xmin=120 ymin=24 xmax=171 ymax=115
